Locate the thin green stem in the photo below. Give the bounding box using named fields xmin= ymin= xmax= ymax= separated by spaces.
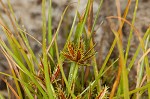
xmin=42 ymin=0 xmax=54 ymax=98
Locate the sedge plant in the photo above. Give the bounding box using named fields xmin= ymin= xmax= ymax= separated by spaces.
xmin=0 ymin=0 xmax=150 ymax=99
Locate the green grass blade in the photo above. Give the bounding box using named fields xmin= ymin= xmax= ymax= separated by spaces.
xmin=128 ymin=27 xmax=150 ymax=71
xmin=112 ymin=30 xmax=129 ymax=99
xmin=113 ymin=82 xmax=150 ymax=99
xmin=48 ymin=0 xmax=54 ymax=59
xmin=55 ymin=40 xmax=76 ymax=98
xmin=0 ymin=39 xmax=47 ymax=98
xmin=42 ymin=0 xmax=54 ymax=98
xmin=73 ymin=0 xmax=90 ymax=44
xmin=7 ymin=0 xmax=39 ymax=69
xmin=125 ymin=0 xmax=138 ymax=63
xmin=91 ymin=0 xmax=103 ymax=36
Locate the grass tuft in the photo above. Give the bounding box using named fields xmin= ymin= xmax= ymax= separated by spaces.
xmin=0 ymin=0 xmax=149 ymax=98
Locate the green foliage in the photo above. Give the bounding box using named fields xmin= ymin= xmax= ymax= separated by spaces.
xmin=0 ymin=0 xmax=150 ymax=99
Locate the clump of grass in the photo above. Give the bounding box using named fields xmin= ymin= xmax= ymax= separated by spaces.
xmin=0 ymin=0 xmax=150 ymax=99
